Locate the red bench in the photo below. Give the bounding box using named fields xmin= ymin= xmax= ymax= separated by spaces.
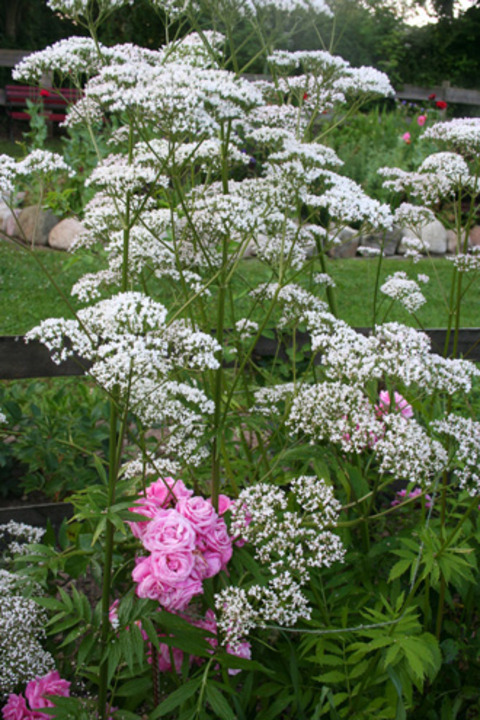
xmin=5 ymin=85 xmax=82 ymax=138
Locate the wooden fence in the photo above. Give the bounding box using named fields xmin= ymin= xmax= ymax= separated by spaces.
xmin=1 ymin=329 xmax=479 ymax=380
xmin=1 ymin=49 xmax=480 ymax=109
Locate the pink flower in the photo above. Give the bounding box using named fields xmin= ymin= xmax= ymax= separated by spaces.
xmin=391 ymin=487 xmax=432 ymax=508
xmin=176 ymin=496 xmax=218 ymax=534
xmin=25 ymin=672 xmax=70 ymax=712
xmin=202 ymin=518 xmax=233 ymax=569
xmin=146 ymin=477 xmax=193 ymax=507
xmin=142 ymin=509 xmax=196 ymax=553
xmin=2 ymin=694 xmax=33 ymax=720
xmin=417 ymin=115 xmax=427 ymax=126
xmin=226 ymin=641 xmax=252 ymax=675
xmin=207 ymin=494 xmax=234 ymax=515
xmin=402 ymin=132 xmax=411 ymax=144
xmin=150 ymin=549 xmax=195 ymax=585
xmin=376 ymin=391 xmax=413 ymax=419
xmin=132 ymin=556 xmax=202 ymax=610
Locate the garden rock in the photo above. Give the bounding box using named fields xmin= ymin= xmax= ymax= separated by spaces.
xmin=446 ymin=229 xmax=459 ymax=254
xmin=17 ymin=205 xmax=60 ymax=246
xmin=3 ymin=209 xmax=21 ymax=237
xmin=328 ymin=226 xmax=359 ymax=258
xmin=359 ymin=226 xmax=403 ymax=256
xmin=420 ymin=219 xmax=447 ymax=255
xmin=48 ymin=218 xmax=86 ymax=251
xmin=469 ymin=225 xmax=480 ymax=248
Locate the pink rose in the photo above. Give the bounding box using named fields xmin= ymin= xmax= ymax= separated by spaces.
xmin=203 ymin=518 xmax=233 ymax=569
xmin=2 ymin=694 xmax=33 ymax=720
xmin=176 ymin=496 xmax=218 ymax=534
xmin=227 ymin=640 xmax=252 ymax=675
xmin=402 ymin=131 xmax=411 ymax=144
xmin=142 ymin=509 xmax=196 ymax=553
xmin=25 ymin=672 xmax=70 ymax=711
xmin=417 ymin=114 xmax=427 ymax=126
xmin=128 ymin=497 xmax=161 ymax=540
xmin=207 ymin=494 xmax=234 ymax=515
xmin=146 ymin=477 xmax=193 ymax=507
xmin=150 ymin=549 xmax=195 ymax=585
xmin=133 ymin=556 xmax=202 ymax=609
xmin=377 ymin=391 xmax=413 ymax=419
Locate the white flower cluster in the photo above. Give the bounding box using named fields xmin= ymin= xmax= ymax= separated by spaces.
xmin=432 ymin=414 xmax=480 ymax=495
xmin=0 ymin=570 xmax=55 ymax=697
xmin=231 ymin=0 xmax=332 ymax=16
xmin=0 ymin=151 xmax=72 ymax=197
xmin=46 ymin=0 xmax=133 ymax=19
xmin=287 ymin=381 xmax=383 ymax=454
xmin=393 ymin=203 xmax=435 ymax=230
xmin=26 ymin=293 xmax=220 ymax=463
xmin=380 ymin=271 xmax=427 ymax=314
xmin=422 ymin=117 xmax=480 ymax=154
xmin=307 ymin=314 xmax=480 ymax=395
xmin=446 ymin=254 xmax=480 ymax=273
xmin=375 ymin=414 xmax=447 ymax=485
xmin=216 ymin=477 xmax=344 ymax=648
xmin=13 ymin=36 xmax=104 ymax=84
xmin=235 ymin=318 xmax=259 ymax=340
xmin=379 ymin=152 xmax=474 ymax=205
xmin=303 ymin=172 xmax=393 ymax=231
xmin=252 ymin=282 xmax=327 ymax=326
xmin=0 ymin=521 xmax=45 ymax=563
xmin=0 ymin=410 xmax=7 ymax=424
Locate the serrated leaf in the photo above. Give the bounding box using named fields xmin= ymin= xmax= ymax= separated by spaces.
xmin=314 ymin=670 xmax=346 ymax=684
xmin=389 ymin=558 xmax=412 ymax=582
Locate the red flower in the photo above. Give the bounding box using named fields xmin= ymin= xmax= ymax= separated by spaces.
xmin=40 ymin=89 xmax=50 ymax=97
xmin=303 ymin=92 xmax=309 ymax=101
xmin=436 ymin=100 xmax=447 ymax=110
xmin=428 ymin=93 xmax=436 ymax=100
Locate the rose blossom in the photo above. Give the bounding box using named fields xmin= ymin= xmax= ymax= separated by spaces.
xmin=417 ymin=115 xmax=427 ymax=126
xmin=145 ymin=477 xmax=193 ymax=507
xmin=2 ymin=694 xmax=32 ymax=720
xmin=376 ymin=390 xmax=413 ymax=419
xmin=25 ymin=671 xmax=70 ymax=711
xmin=176 ymin=496 xmax=218 ymax=533
xmin=402 ymin=132 xmax=411 ymax=144
xmin=150 ymin=549 xmax=195 ymax=585
xmin=142 ymin=508 xmax=196 ymax=553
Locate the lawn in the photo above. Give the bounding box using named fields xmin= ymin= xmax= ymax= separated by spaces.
xmin=1 ymin=240 xmax=478 ymax=335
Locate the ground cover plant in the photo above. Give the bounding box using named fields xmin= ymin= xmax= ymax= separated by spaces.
xmin=1 ymin=0 xmax=480 ymax=718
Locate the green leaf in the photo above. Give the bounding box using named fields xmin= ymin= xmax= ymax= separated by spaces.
xmin=387 ymin=666 xmax=407 ymax=720
xmin=205 ymin=684 xmax=236 ymax=720
xmin=149 ymin=679 xmax=201 ymax=718
xmin=389 ymin=558 xmax=412 ymax=582
xmin=314 ymin=670 xmax=346 ymax=684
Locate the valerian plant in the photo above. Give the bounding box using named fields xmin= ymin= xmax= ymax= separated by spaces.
xmin=1 ymin=0 xmax=480 ymax=718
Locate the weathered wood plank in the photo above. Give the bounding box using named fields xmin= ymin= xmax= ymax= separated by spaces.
xmin=0 ymin=336 xmax=91 ymax=379
xmin=0 ymin=330 xmax=479 ymax=380
xmin=0 ymin=49 xmax=32 ymax=67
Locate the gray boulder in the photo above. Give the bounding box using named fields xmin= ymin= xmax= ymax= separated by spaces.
xmin=420 ymin=219 xmax=447 ymax=255
xmin=17 ymin=205 xmax=60 ymax=246
xmin=328 ymin=226 xmax=359 ymax=259
xmin=359 ymin=226 xmax=403 ymax=256
xmin=48 ymin=217 xmax=86 ymax=251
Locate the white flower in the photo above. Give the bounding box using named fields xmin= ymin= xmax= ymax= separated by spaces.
xmin=380 ymin=271 xmax=427 ymax=314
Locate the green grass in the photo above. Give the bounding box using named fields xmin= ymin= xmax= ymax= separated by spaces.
xmin=1 ymin=240 xmax=479 ymax=336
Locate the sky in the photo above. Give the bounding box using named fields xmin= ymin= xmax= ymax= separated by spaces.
xmin=405 ymin=0 xmax=477 ymax=25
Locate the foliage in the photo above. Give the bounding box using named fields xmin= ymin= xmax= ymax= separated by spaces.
xmin=0 ymin=379 xmax=110 ymax=499
xmin=1 ymin=2 xmax=480 ymax=720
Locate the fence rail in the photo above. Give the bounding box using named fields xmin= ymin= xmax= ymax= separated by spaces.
xmin=1 ymin=330 xmax=479 ymax=380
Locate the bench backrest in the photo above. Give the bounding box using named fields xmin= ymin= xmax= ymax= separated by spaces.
xmin=5 ymin=85 xmax=82 ymax=108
